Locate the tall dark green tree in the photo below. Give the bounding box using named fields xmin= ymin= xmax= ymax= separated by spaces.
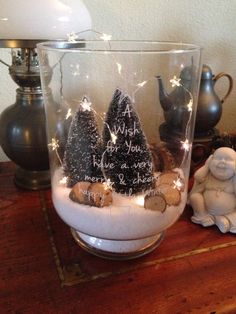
xmin=103 ymin=89 xmax=154 ymax=194
xmin=103 ymin=88 xmax=122 ymax=141
xmin=63 ymin=100 xmax=104 ymax=187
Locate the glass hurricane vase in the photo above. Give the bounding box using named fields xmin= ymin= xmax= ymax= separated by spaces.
xmin=37 ymin=40 xmax=201 ymax=259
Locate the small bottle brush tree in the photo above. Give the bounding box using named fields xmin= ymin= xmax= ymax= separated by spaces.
xmin=63 ymin=98 xmax=104 ymax=187
xmin=103 ymin=89 xmax=154 ymax=194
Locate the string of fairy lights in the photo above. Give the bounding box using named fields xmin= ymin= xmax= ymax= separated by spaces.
xmin=47 ymin=31 xmax=193 ymax=191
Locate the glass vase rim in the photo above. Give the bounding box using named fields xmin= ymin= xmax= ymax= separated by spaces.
xmin=37 ymin=39 xmax=201 ymax=54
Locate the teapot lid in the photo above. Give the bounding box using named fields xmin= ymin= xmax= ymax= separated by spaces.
xmin=201 ymin=64 xmax=213 ymax=80
xmin=180 ymin=66 xmax=193 ymax=81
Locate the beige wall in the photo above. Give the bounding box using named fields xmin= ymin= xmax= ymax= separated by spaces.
xmin=1 ymin=0 xmax=236 ymax=161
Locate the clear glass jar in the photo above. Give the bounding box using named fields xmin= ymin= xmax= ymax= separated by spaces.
xmin=37 ymin=40 xmax=201 ymax=259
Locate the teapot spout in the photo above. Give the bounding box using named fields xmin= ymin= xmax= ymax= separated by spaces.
xmin=156 ymin=75 xmax=173 ymax=111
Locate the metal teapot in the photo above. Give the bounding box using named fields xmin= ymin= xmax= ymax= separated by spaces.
xmin=156 ymin=65 xmax=194 ymax=130
xmin=195 ymin=64 xmax=233 ymax=134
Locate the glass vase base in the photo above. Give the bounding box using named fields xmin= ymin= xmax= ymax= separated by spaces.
xmin=71 ymin=229 xmax=165 ymax=260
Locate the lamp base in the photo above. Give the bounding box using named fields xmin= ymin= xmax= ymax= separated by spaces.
xmin=71 ymin=229 xmax=165 ymax=260
xmin=14 ymin=167 xmax=51 ymax=190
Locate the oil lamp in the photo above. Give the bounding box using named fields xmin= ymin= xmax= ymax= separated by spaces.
xmin=0 ymin=0 xmax=91 ymax=189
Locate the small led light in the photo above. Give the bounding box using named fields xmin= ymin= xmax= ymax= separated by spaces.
xmin=48 ymin=138 xmax=59 ymax=151
xmin=59 ymin=177 xmax=68 ymax=185
xmin=187 ymin=99 xmax=193 ymax=111
xmin=80 ymin=97 xmax=92 ymax=111
xmin=111 ymin=133 xmax=117 ymax=144
xmin=100 ymin=33 xmax=112 ymax=41
xmin=170 ymin=75 xmax=181 ymax=87
xmin=67 ymin=31 xmax=78 ymax=42
xmin=137 ymin=81 xmax=147 ymax=88
xmin=66 ymin=108 xmax=72 ymax=119
xmin=116 ymin=62 xmax=122 ymax=74
xmin=135 ymin=195 xmax=145 ymax=206
xmin=181 ymin=139 xmax=191 ymax=151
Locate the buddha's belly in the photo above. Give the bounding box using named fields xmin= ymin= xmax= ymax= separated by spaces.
xmin=204 ymin=190 xmax=236 ymax=216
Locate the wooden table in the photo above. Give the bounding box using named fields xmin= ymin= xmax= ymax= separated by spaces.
xmin=1 ymin=162 xmax=236 ymax=314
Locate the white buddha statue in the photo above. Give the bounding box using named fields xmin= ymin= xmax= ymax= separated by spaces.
xmin=189 ymin=147 xmax=236 ymax=233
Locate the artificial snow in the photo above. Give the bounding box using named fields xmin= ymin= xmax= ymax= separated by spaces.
xmin=52 ymin=168 xmax=187 ymax=241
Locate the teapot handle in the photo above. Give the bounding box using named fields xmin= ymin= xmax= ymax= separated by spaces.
xmin=213 ymin=72 xmax=233 ymax=103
